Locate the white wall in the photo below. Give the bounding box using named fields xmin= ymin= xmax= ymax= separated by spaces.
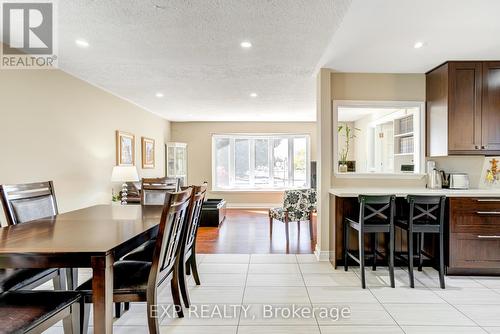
xmin=0 ymin=70 xmax=171 ymax=225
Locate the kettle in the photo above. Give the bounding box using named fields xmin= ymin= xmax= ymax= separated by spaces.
xmin=427 ymin=168 xmax=443 ymax=189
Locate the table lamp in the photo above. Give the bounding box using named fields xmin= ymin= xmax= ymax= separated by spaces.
xmin=111 ymin=166 xmax=139 ymax=205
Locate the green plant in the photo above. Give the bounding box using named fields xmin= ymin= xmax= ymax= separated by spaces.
xmin=111 ymin=189 xmax=120 ymax=202
xmin=338 ymin=124 xmax=360 ymax=164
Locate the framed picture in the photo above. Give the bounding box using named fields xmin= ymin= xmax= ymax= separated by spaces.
xmin=141 ymin=137 xmax=155 ymax=169
xmin=116 ymin=131 xmax=135 ymax=166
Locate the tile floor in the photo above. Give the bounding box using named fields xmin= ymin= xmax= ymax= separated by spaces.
xmin=42 ymin=253 xmax=500 ymax=333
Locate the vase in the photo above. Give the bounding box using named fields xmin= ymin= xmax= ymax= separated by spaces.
xmin=339 ymin=164 xmax=348 ymax=173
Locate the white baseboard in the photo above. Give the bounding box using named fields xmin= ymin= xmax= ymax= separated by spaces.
xmin=314 ymin=244 xmax=333 ymax=262
xmin=226 ymin=203 xmax=281 ymax=209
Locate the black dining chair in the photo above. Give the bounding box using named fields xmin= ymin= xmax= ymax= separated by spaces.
xmin=78 ymin=188 xmax=193 ymax=334
xmin=122 ymin=183 xmax=208 ymax=308
xmin=344 ymin=195 xmax=396 ymax=289
xmin=0 ymin=290 xmax=81 ymax=334
xmin=0 ymin=182 xmax=71 ymax=292
xmin=396 ymin=195 xmax=447 ymax=289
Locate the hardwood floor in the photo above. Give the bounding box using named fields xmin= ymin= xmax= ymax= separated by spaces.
xmin=196 ymin=209 xmax=316 ymax=254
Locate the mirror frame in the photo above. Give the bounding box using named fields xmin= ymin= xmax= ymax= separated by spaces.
xmin=332 ymin=100 xmax=426 ymax=178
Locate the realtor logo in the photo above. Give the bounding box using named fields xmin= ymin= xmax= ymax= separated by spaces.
xmin=1 ymin=1 xmax=57 ymax=68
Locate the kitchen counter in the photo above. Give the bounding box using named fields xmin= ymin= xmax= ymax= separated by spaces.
xmin=329 ymin=187 xmax=500 ymax=197
xmin=329 ymin=186 xmax=500 ymax=275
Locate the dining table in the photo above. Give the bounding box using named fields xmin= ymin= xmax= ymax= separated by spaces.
xmin=0 ymin=204 xmax=164 ymax=334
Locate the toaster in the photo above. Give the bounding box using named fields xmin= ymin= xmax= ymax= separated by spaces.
xmin=448 ymin=173 xmax=470 ymax=189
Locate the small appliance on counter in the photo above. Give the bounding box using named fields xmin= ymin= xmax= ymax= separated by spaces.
xmin=427 ymin=161 xmax=442 ymax=189
xmin=448 ymin=173 xmax=470 ymax=189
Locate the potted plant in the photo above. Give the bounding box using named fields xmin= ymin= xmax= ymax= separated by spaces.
xmin=338 ymin=124 xmax=359 ymax=172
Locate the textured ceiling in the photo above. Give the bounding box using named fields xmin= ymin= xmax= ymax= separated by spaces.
xmin=56 ymin=0 xmax=352 ymax=121
xmin=320 ymin=0 xmax=500 ymax=73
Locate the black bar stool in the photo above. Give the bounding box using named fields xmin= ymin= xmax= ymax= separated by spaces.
xmin=344 ymin=195 xmax=396 ymax=289
xmin=395 ymin=195 xmax=446 ymax=289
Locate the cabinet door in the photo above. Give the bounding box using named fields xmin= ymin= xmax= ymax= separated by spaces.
xmin=482 ymin=61 xmax=500 ymax=151
xmin=450 ymin=233 xmax=500 ymax=269
xmin=448 ymin=62 xmax=483 ymax=151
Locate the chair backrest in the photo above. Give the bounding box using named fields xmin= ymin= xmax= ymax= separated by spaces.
xmin=358 ymin=195 xmax=395 ymax=225
xmin=141 ymin=177 xmax=180 ymax=205
xmin=148 ymin=188 xmax=192 ymax=289
xmin=283 ymin=189 xmax=317 ymax=213
xmin=182 ymin=183 xmax=208 ymax=256
xmin=0 ymin=181 xmax=58 ymax=225
xmin=406 ymin=195 xmax=446 ymax=226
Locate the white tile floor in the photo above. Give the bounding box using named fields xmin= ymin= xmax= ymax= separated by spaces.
xmin=41 ymin=253 xmax=500 ymax=333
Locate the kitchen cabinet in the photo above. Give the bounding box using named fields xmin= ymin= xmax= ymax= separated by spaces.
xmin=482 ymin=61 xmax=500 ymax=151
xmin=426 ymin=61 xmax=500 ymax=156
xmin=448 ymin=197 xmax=500 ymax=275
xmin=330 ymin=190 xmax=500 ymax=276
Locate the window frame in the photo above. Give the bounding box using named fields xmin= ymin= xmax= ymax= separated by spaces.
xmin=332 ymin=100 xmax=426 ymax=179
xmin=211 ymin=133 xmax=311 ymax=191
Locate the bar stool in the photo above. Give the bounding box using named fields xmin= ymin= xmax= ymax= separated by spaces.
xmin=395 ymin=195 xmax=446 ymax=289
xmin=344 ymin=195 xmax=396 ymax=289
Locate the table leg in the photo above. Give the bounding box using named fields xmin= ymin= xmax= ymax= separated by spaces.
xmin=91 ymin=253 xmax=114 ymax=334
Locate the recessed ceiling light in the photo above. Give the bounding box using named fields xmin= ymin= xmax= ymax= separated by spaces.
xmin=155 ymin=92 xmax=164 ymax=98
xmin=240 ymin=41 xmax=252 ymax=49
xmin=75 ymin=39 xmax=89 ymax=48
xmin=250 ymin=93 xmax=258 ymax=98
xmin=414 ymin=41 xmax=425 ymax=49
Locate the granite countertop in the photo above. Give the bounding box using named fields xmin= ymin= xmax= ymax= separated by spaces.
xmin=329 ymin=187 xmax=500 ymax=197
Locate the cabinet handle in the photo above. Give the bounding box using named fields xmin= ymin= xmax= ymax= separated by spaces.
xmin=481 ymin=146 xmax=486 ymax=149
xmin=478 ymin=235 xmax=500 ymax=239
xmin=476 ymin=199 xmax=500 ymax=202
xmin=476 ymin=211 xmax=500 ymax=215
xmin=475 ymin=145 xmax=479 ymax=149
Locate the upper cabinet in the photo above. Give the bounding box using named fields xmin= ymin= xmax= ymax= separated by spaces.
xmin=482 ymin=62 xmax=500 ymax=151
xmin=426 ymin=61 xmax=500 ymax=156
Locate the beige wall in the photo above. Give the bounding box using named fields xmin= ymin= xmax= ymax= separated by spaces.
xmin=331 ymin=73 xmax=426 ymax=101
xmin=0 ymin=70 xmax=170 ymax=225
xmin=316 ymin=68 xmax=333 ymax=260
xmin=331 ymin=72 xmax=427 ymax=188
xmin=170 ymin=121 xmax=317 ymax=206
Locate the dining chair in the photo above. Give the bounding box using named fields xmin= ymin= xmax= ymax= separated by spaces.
xmin=395 ymin=195 xmax=447 ymax=289
xmin=269 ymin=189 xmax=317 ymax=248
xmin=0 ymin=182 xmax=71 ymax=292
xmin=113 ymin=177 xmax=181 ymax=318
xmin=344 ymin=195 xmax=396 ymax=289
xmin=141 ymin=177 xmax=180 ymax=205
xmin=0 ymin=290 xmax=81 ymax=334
xmin=122 ymin=183 xmax=208 ymax=308
xmin=177 ymin=184 xmax=207 ymax=308
xmin=78 ymin=188 xmax=193 ymax=334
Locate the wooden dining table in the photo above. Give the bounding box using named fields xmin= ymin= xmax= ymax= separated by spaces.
xmin=0 ymin=204 xmax=164 ymax=334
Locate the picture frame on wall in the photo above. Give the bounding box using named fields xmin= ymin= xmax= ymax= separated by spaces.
xmin=141 ymin=137 xmax=155 ymax=169
xmin=116 ymin=130 xmax=135 ymax=166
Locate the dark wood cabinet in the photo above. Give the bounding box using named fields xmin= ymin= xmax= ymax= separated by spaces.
xmin=482 ymin=61 xmax=500 ymax=151
xmin=448 ymin=62 xmax=482 ymax=151
xmin=448 ymin=198 xmax=500 ymax=275
xmin=426 ymin=61 xmax=500 ymax=156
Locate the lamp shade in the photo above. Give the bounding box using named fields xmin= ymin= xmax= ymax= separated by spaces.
xmin=111 ymin=166 xmax=139 ymax=183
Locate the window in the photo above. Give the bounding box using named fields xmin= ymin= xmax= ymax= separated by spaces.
xmin=334 ymin=101 xmax=425 ymax=176
xmin=212 ymin=134 xmax=310 ymax=190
